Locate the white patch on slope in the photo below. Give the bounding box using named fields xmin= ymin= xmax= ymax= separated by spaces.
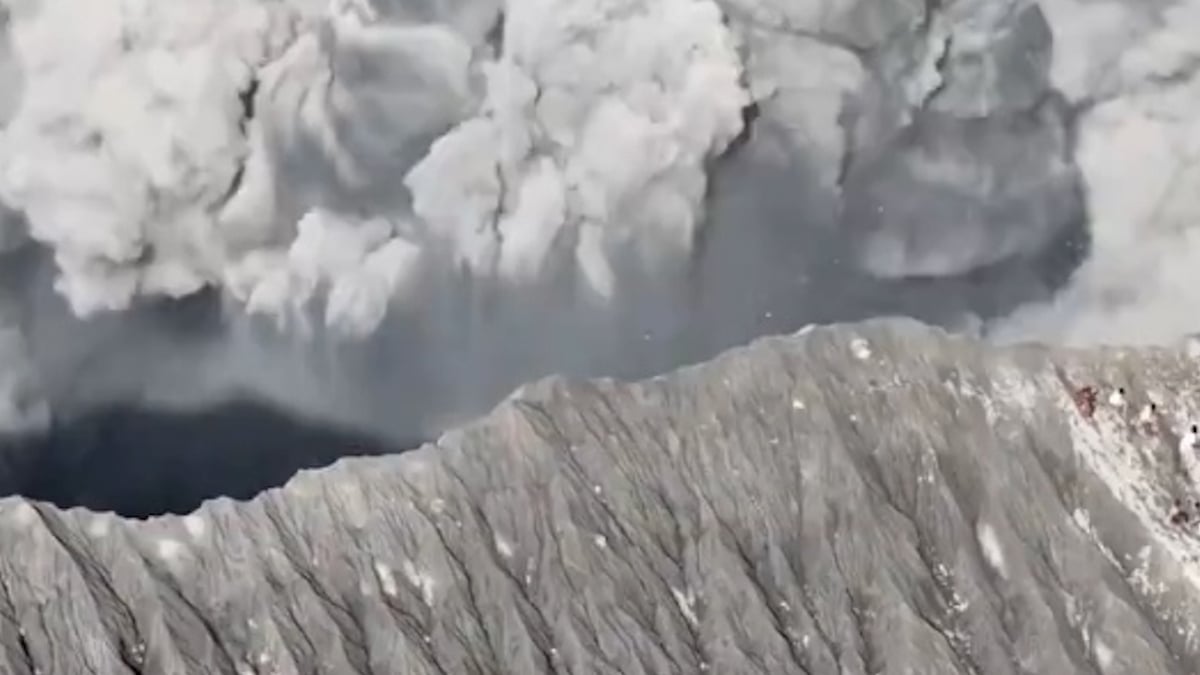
xmin=493 ymin=532 xmax=514 ymax=558
xmin=401 ymin=559 xmax=436 ymax=606
xmin=849 ymin=337 xmax=872 ymax=360
xmin=155 ymin=537 xmax=185 ymax=562
xmin=1094 ymin=638 xmax=1115 ymax=671
xmin=975 ymin=521 xmax=1007 ymax=579
xmin=671 ymin=586 xmax=699 ymax=627
xmin=182 ymin=514 xmax=207 ymax=541
xmin=372 ymin=559 xmax=399 ymax=598
xmin=87 ymin=514 xmax=113 ymax=538
xmin=6 ymin=500 xmax=35 ymax=527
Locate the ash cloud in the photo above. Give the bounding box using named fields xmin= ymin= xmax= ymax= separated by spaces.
xmin=990 ymin=0 xmax=1200 ymax=346
xmin=0 ymin=0 xmax=1192 ymax=442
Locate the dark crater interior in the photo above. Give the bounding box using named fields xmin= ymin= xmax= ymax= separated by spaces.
xmin=0 ymin=397 xmax=418 ymax=519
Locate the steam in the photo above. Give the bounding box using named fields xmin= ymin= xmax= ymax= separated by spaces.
xmin=0 ymin=0 xmax=289 ymax=313
xmin=0 ymin=0 xmax=1199 ymax=442
xmin=991 ymin=0 xmax=1200 ymax=346
xmin=0 ymin=0 xmax=746 ymax=337
xmin=0 ymin=0 xmax=752 ymax=437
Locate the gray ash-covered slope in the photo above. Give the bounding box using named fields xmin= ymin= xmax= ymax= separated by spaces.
xmin=4 ymin=319 xmax=1200 ymax=674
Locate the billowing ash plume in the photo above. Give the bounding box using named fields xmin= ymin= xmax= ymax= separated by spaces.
xmin=0 ymin=0 xmax=1198 ymax=442
xmin=404 ymin=0 xmax=748 ymax=304
xmin=0 ymin=0 xmax=747 ymax=337
xmin=991 ymin=0 xmax=1200 ymax=346
xmin=0 ymin=0 xmax=470 ymax=326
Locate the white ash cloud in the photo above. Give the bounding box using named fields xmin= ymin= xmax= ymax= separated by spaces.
xmin=0 ymin=0 xmax=747 ymax=338
xmin=1 ymin=0 xmax=1199 ymax=440
xmin=990 ymin=0 xmax=1200 ymax=346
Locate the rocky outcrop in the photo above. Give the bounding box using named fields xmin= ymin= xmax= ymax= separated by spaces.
xmin=2 ymin=318 xmax=1200 ymax=674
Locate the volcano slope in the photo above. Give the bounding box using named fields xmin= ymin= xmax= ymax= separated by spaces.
xmin=2 ymin=318 xmax=1200 ymax=674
